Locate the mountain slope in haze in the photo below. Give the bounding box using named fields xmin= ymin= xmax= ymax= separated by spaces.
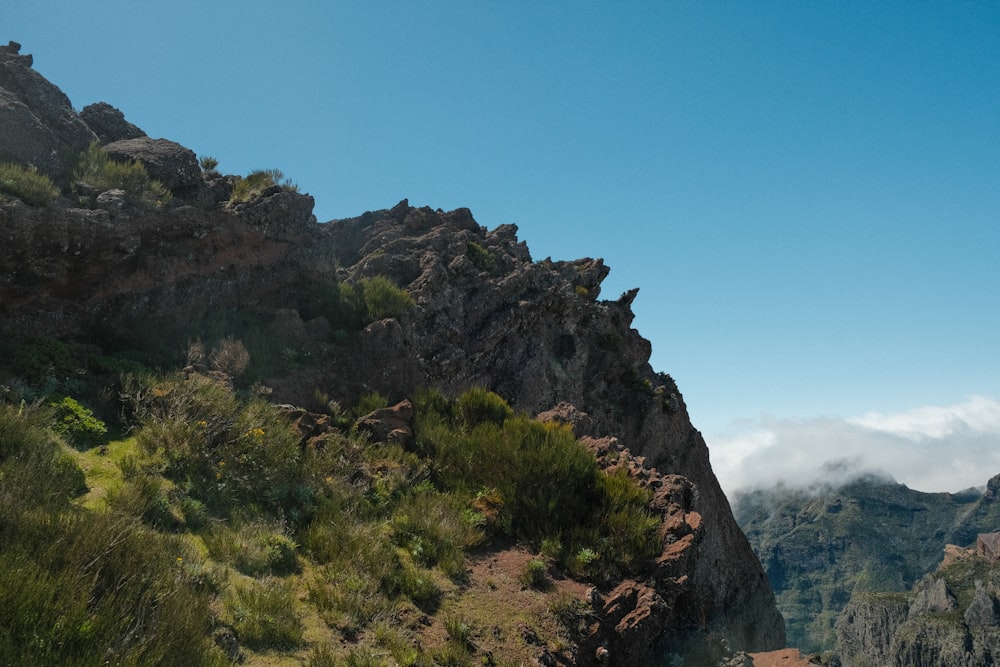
xmin=734 ymin=472 xmax=1000 ymax=654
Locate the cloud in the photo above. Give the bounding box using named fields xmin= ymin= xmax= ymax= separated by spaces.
xmin=708 ymin=396 xmax=1000 ymax=495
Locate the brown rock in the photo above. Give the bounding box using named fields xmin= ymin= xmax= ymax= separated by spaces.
xmin=355 ymin=399 xmax=414 ymax=446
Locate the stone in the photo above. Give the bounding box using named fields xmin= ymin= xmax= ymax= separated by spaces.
xmin=978 ymin=532 xmax=1000 ymax=562
xmin=908 ymin=574 xmax=956 ymax=618
xmin=355 ymin=400 xmax=414 ymax=447
xmin=95 ymin=188 xmax=126 ymax=211
xmin=536 ymin=402 xmax=595 ymax=437
xmin=80 ymin=101 xmax=145 ymax=144
xmin=0 ymin=42 xmax=97 ymax=178
xmin=964 ymin=582 xmax=998 ymax=627
xmin=102 ymin=136 xmax=200 ymax=194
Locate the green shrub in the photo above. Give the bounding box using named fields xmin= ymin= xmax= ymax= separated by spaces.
xmin=520 ymin=559 xmax=549 ymax=589
xmin=466 ymin=241 xmax=498 ymax=274
xmin=127 ymin=372 xmax=308 ymax=519
xmin=455 ymin=386 xmax=514 ymax=428
xmin=50 ymin=396 xmax=107 ymax=449
xmin=360 ymin=275 xmax=415 ymax=321
xmin=225 ymin=577 xmax=302 ymax=649
xmin=73 ymin=142 xmax=170 ymax=207
xmin=230 ymin=168 xmax=298 ymax=203
xmin=413 ymin=388 xmax=661 ymax=577
xmin=208 ymin=336 xmax=250 ymax=378
xmin=198 ymin=155 xmax=219 ymax=172
xmin=0 ymin=162 xmax=58 ymax=205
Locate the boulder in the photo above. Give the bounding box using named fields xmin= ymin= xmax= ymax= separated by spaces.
xmin=908 ymin=574 xmax=956 ymax=617
xmin=80 ymin=101 xmax=145 ymax=144
xmin=0 ymin=41 xmax=97 ymax=178
xmin=964 ymin=582 xmax=998 ymax=627
xmin=355 ymin=400 xmax=414 ymax=446
xmin=102 ymin=136 xmax=200 ymax=194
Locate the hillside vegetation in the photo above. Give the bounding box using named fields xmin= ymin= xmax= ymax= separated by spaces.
xmin=0 ymin=360 xmax=660 ymax=665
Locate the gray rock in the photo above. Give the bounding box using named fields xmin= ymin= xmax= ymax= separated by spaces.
xmin=964 ymin=582 xmax=998 ymax=627
xmin=95 ymin=188 xmax=126 ymax=211
xmin=908 ymin=574 xmax=956 ymax=618
xmin=80 ymin=102 xmax=145 ymax=144
xmin=102 ymin=137 xmax=200 ymax=194
xmin=0 ymin=42 xmax=97 ymax=178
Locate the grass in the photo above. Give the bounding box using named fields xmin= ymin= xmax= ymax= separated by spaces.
xmin=0 ymin=162 xmax=58 ymax=205
xmin=73 ymin=142 xmax=171 ymax=207
xmin=0 ymin=374 xmax=664 ymax=665
xmin=229 ymin=168 xmax=298 ymax=203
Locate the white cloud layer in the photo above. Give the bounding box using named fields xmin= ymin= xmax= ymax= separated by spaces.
xmin=708 ymin=396 xmax=1000 ymax=495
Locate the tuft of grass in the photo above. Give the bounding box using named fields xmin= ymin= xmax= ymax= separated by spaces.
xmin=73 ymin=142 xmax=171 ymax=207
xmin=230 ymin=168 xmax=298 ymax=203
xmin=198 ymin=155 xmax=219 ymax=172
xmin=0 ymin=162 xmax=58 ymax=205
xmin=203 ymin=520 xmax=299 ymax=576
xmin=224 ymin=576 xmax=303 ymax=649
xmin=520 ymin=559 xmax=549 ymax=590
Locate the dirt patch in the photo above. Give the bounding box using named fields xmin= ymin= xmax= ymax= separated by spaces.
xmin=750 ymin=648 xmax=823 ymax=667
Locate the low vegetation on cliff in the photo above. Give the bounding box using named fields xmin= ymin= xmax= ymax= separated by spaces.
xmin=0 ymin=347 xmax=664 ymax=664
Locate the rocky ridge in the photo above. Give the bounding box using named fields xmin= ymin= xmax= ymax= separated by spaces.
xmin=0 ymin=40 xmax=785 ymax=663
xmin=835 ymin=546 xmax=1000 ymax=666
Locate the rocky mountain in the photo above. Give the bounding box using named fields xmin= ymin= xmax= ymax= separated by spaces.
xmin=836 ymin=540 xmax=1000 ymax=666
xmin=0 ymin=40 xmax=784 ymax=665
xmin=733 ymin=473 xmax=1000 ymax=655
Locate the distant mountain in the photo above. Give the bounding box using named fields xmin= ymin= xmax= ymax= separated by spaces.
xmin=733 ymin=473 xmax=1000 ymax=654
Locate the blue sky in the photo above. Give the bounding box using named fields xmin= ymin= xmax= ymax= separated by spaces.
xmin=7 ymin=1 xmax=999 ymax=492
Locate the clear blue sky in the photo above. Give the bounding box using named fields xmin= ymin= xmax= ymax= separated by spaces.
xmin=7 ymin=1 xmax=999 ymax=491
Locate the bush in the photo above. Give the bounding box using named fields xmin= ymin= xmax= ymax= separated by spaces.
xmin=360 ymin=275 xmax=415 ymax=321
xmin=0 ymin=162 xmax=58 ymax=205
xmin=455 ymin=386 xmax=514 ymax=428
xmin=208 ymin=336 xmax=250 ymax=378
xmin=414 ymin=388 xmax=661 ymax=577
xmin=466 ymin=241 xmax=498 ymax=275
xmin=224 ymin=577 xmax=302 ymax=649
xmin=127 ymin=372 xmax=308 ymax=519
xmin=230 ymin=168 xmax=298 ymax=203
xmin=0 ymin=404 xmax=219 ymax=664
xmin=50 ymin=396 xmax=107 ymax=449
xmin=198 ymin=155 xmax=219 ymax=172
xmin=520 ymin=559 xmax=549 ymax=589
xmin=73 ymin=142 xmax=170 ymax=207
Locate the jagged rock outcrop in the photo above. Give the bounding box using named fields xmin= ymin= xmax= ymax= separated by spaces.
xmin=0 ymin=41 xmax=785 ymax=662
xmin=835 ymin=551 xmax=1000 ymax=667
xmin=79 ymin=101 xmax=146 ymax=144
xmin=0 ymin=41 xmax=98 ymax=178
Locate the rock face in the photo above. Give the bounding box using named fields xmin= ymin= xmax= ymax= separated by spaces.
xmin=835 ymin=551 xmax=1000 ymax=667
xmin=101 ymin=136 xmax=201 ymax=194
xmin=0 ymin=41 xmax=98 ymax=178
xmin=0 ymin=42 xmax=785 ymax=662
xmin=79 ymin=101 xmax=146 ymax=144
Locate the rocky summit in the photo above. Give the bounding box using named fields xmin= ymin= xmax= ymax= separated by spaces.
xmin=0 ymin=40 xmax=784 ymax=665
